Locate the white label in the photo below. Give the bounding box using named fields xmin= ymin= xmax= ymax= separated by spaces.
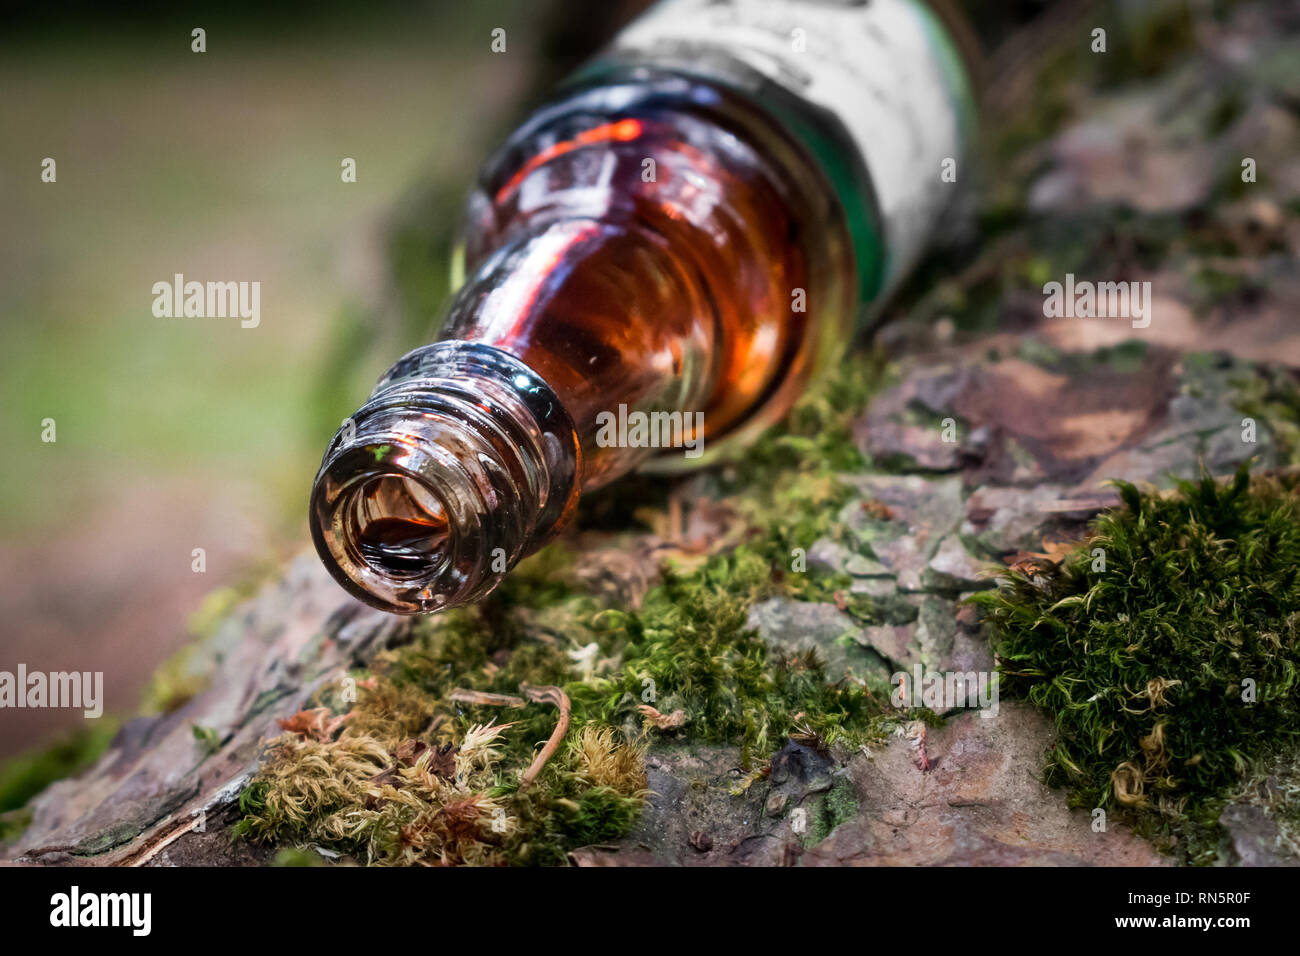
xmin=613 ymin=0 xmax=968 ymax=289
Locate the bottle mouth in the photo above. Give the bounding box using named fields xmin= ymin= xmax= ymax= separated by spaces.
xmin=309 ymin=342 xmax=580 ymax=615
xmin=347 ymin=474 xmax=451 ymax=582
xmin=311 ymin=439 xmax=470 ymax=614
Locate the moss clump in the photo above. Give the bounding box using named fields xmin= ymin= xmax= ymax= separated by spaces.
xmin=578 ymin=548 xmax=887 ymax=767
xmin=236 ymin=712 xmax=649 ymax=867
xmin=237 ymin=537 xmax=889 ymax=863
xmin=235 ymin=597 xmax=647 ymax=866
xmin=973 ymin=463 xmax=1300 ymax=856
xmin=802 ymin=775 xmax=859 ymax=848
xmin=239 ymin=721 xmax=529 ymax=866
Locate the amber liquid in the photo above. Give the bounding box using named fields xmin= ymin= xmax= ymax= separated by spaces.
xmin=352 ymin=475 xmax=450 ymax=578
xmin=359 ymin=517 xmax=449 ymax=576
xmin=445 ymin=73 xmax=855 ymax=487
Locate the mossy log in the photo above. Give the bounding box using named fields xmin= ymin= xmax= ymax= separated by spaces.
xmin=7 ymin=0 xmax=1300 ymax=867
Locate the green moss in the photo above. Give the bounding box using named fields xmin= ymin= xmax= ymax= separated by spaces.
xmin=1234 ymin=367 xmax=1300 ymax=465
xmin=553 ymin=786 xmax=645 ymax=846
xmin=0 ymin=808 xmax=33 ymax=845
xmin=237 ymin=780 xmax=270 ymax=819
xmin=0 ymin=723 xmax=118 ymax=816
xmin=803 ymin=775 xmax=859 ymax=847
xmin=140 ymin=642 xmax=212 ymax=717
xmin=191 ymin=724 xmax=222 ymax=755
xmin=726 ymin=352 xmax=886 ymax=608
xmin=972 ymin=463 xmax=1300 ymax=859
xmin=272 ymin=847 xmax=330 ymax=867
xmin=581 ymin=548 xmax=887 ymax=767
xmin=235 ymin=521 xmax=887 ymax=862
xmin=730 ymin=351 xmax=880 ymax=487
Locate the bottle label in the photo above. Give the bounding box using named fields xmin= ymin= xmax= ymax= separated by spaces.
xmin=611 ymin=0 xmax=973 ymax=293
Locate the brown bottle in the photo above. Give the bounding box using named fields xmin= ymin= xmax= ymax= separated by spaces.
xmin=311 ymin=0 xmax=976 ymax=613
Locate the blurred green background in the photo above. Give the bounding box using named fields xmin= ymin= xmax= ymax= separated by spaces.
xmin=0 ymin=0 xmax=648 ymax=758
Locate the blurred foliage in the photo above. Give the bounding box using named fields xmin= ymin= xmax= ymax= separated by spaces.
xmin=0 ymin=723 xmax=118 ymax=817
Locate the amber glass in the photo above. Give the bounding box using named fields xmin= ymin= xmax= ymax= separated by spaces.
xmin=451 ymin=70 xmax=857 ymax=484
xmin=311 ymin=69 xmax=858 ymax=614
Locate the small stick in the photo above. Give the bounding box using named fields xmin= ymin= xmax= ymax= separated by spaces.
xmin=447 ymin=684 xmax=572 ymax=790
xmin=449 ymin=689 xmax=526 ymax=708
xmin=1035 ymin=495 xmax=1119 ymax=514
xmin=518 ymin=685 xmax=571 ymax=790
xmin=124 ymin=813 xmax=203 ymax=867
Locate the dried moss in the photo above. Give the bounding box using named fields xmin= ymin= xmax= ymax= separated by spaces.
xmin=235 ymin=669 xmax=648 ymax=868
xmin=973 ymin=463 xmax=1300 ymax=859
xmin=237 ymin=529 xmax=890 ymax=864
xmin=234 ymin=595 xmax=644 ymax=866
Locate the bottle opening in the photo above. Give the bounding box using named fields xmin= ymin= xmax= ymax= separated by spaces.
xmin=347 ymin=473 xmax=450 ymax=581
xmin=311 ymin=452 xmax=463 ymax=614
xmin=309 ymin=342 xmax=582 ymax=615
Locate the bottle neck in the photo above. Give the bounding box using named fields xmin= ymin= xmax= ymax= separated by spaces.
xmin=452 ymin=69 xmax=857 ymax=479
xmin=310 ymin=342 xmax=579 ymax=614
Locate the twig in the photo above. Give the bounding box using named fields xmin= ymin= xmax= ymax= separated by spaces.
xmin=449 ymin=689 xmax=526 ymax=708
xmin=124 ymin=813 xmax=203 ymax=867
xmin=518 ymin=685 xmax=571 ymax=790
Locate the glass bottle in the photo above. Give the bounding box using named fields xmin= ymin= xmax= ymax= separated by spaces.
xmin=311 ymin=0 xmax=977 ymax=613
